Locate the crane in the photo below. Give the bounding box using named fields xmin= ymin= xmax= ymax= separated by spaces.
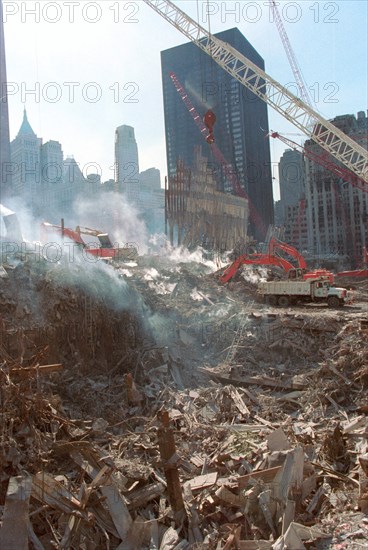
xmin=142 ymin=0 xmax=368 ymax=184
xmin=268 ymin=0 xmax=314 ymax=108
xmin=270 ymin=132 xmax=368 ymax=193
xmin=169 ymin=72 xmax=266 ymax=235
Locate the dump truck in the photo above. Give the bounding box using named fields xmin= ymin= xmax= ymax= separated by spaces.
xmin=257 ymin=277 xmax=348 ymax=308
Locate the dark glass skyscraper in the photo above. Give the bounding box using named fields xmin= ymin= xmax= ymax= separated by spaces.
xmin=161 ymin=28 xmax=274 ymax=240
xmin=0 ymin=0 xmax=12 ymax=198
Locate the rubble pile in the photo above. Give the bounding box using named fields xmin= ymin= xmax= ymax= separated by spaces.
xmin=0 ymin=258 xmax=149 ymax=373
xmin=0 ymin=252 xmax=367 ymax=549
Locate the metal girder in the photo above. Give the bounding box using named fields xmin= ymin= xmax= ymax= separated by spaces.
xmin=142 ymin=0 xmax=368 ymax=184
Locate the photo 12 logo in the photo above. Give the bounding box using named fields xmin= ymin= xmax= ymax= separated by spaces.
xmin=201 ymin=2 xmax=339 ymax=25
xmin=1 ymin=241 xmax=140 ymax=264
xmin=2 ymin=81 xmax=140 ymax=105
xmin=2 ymin=2 xmax=140 ymax=24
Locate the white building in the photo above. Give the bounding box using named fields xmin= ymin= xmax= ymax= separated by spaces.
xmin=114 ymin=125 xmax=140 ymax=204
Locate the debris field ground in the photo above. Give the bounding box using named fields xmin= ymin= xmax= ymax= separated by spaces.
xmin=0 ymin=250 xmax=367 ymax=549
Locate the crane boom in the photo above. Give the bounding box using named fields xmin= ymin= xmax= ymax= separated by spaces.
xmin=270 ymin=132 xmax=368 ymax=193
xmin=269 ymin=0 xmax=314 ymax=108
xmin=142 ymin=0 xmax=368 ymax=184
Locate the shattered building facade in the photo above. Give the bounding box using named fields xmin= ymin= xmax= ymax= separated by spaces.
xmin=166 ymin=148 xmax=248 ymax=252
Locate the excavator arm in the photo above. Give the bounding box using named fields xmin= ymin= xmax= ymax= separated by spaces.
xmin=220 ymin=253 xmax=295 ymax=283
xmin=220 ymin=237 xmax=335 ymax=284
xmin=41 ymin=223 xmax=85 ymax=246
xmin=269 ymin=237 xmax=307 ymax=269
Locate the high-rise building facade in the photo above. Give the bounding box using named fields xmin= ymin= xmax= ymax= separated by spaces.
xmin=10 ymin=110 xmax=98 ymax=221
xmin=139 ymin=168 xmax=164 ymax=234
xmin=278 ymin=148 xmax=307 ymax=250
xmin=0 ymin=0 xmax=12 ymax=197
xmin=114 ymin=125 xmax=140 ymax=204
xmin=305 ymin=111 xmax=368 ymax=267
xmin=11 ymin=110 xmax=43 ymax=214
xmin=278 ymin=149 xmax=305 ymax=223
xmin=161 ymin=28 xmax=274 ymax=240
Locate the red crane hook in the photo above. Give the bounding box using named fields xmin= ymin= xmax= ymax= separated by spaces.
xmin=204 ymin=109 xmax=216 ymax=144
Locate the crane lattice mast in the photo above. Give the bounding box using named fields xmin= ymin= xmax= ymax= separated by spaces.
xmin=268 ymin=0 xmax=314 ymax=108
xmin=142 ymin=0 xmax=368 ymax=184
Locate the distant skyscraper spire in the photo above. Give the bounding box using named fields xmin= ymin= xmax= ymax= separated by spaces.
xmin=0 ymin=0 xmax=12 ymax=198
xmin=17 ymin=108 xmax=37 ymax=138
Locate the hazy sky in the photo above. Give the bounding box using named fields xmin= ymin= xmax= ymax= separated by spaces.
xmin=3 ymin=0 xmax=368 ymax=199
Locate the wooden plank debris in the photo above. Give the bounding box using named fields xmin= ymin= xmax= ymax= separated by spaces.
xmin=238 ymin=466 xmax=283 ymax=489
xmin=184 ymin=472 xmax=218 ymax=492
xmin=70 ymin=450 xmax=133 ymax=540
xmin=0 ymin=476 xmax=32 ymax=550
xmin=1 ymin=264 xmax=367 ymax=548
xmin=157 ymin=410 xmax=186 ymax=524
xmin=126 ymin=481 xmax=165 ymax=510
xmin=267 ymin=428 xmax=292 ymax=452
xmin=200 ymin=368 xmax=307 ymax=390
xmin=230 ymin=387 xmax=250 ymax=415
xmin=8 ymin=363 xmax=63 ymax=377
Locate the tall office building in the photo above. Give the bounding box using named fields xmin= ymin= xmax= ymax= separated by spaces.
xmin=161 ymin=28 xmax=274 ymax=240
xmin=278 ymin=149 xmax=307 ymax=250
xmin=10 ymin=109 xmax=97 ymax=221
xmin=11 ymin=110 xmax=43 ymax=214
xmin=305 ymin=111 xmax=368 ymax=267
xmin=0 ymin=0 xmax=12 ymax=197
xmin=278 ymin=149 xmax=305 ymax=223
xmin=114 ymin=125 xmax=140 ymax=204
xmin=139 ymin=168 xmax=165 ymax=234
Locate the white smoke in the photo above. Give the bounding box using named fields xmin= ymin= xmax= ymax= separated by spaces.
xmin=0 ymin=204 xmax=15 ymax=217
xmin=159 ymin=244 xmax=228 ymax=272
xmin=240 ymin=266 xmax=270 ymax=283
xmin=2 ymin=197 xmax=38 ymax=242
xmin=73 ymin=191 xmax=149 ymax=254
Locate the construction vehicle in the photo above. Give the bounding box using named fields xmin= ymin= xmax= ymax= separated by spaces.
xmin=220 ymin=237 xmax=334 ymax=284
xmin=257 ymin=277 xmax=348 ymax=308
xmin=336 ymin=247 xmax=368 ymax=279
xmin=41 ymin=222 xmax=138 ymax=261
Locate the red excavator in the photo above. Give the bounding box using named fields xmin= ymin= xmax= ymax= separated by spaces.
xmin=336 ymin=247 xmax=368 ymax=279
xmin=220 ymin=237 xmax=334 ymax=284
xmin=41 ymin=222 xmax=138 ymax=261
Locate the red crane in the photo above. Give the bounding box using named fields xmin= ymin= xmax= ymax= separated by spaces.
xmin=169 ymin=72 xmax=266 ymax=236
xmin=270 ymin=132 xmax=368 ymax=193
